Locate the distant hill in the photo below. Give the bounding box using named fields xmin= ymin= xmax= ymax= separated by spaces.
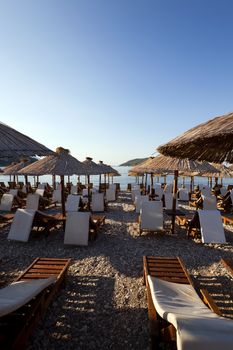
xmin=119 ymin=158 xmax=148 ymax=167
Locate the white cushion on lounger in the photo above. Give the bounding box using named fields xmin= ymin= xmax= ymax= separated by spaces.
xmin=0 ymin=193 xmax=14 ymax=211
xmin=140 ymin=201 xmax=163 ymax=231
xmin=178 ymin=189 xmax=189 ymax=201
xmin=35 ymin=188 xmax=45 ymax=197
xmin=52 ymin=189 xmax=62 ymax=203
xmin=135 ymin=194 xmax=149 ymax=213
xmin=164 ymin=193 xmax=178 ymax=210
xmin=64 ymin=211 xmax=90 ymax=246
xmin=202 ymin=195 xmax=217 ymax=210
xmin=0 ymin=276 xmax=56 ymax=317
xmin=9 ymin=189 xmax=18 ymax=196
xmin=106 ymin=188 xmax=116 ymax=202
xmin=26 ymin=193 xmax=40 ymax=210
xmin=7 ymin=209 xmax=36 ymax=242
xmin=92 ymin=193 xmax=104 ymax=212
xmin=66 ymin=194 xmax=80 ymax=212
xmin=198 ymin=209 xmax=226 ymax=243
xmin=148 ymin=276 xmax=233 ymax=350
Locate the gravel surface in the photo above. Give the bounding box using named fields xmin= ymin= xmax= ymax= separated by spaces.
xmin=0 ymin=191 xmax=233 ymax=349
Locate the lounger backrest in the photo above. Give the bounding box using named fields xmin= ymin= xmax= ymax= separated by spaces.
xmin=92 ymin=193 xmax=104 ymax=212
xmin=38 ymin=183 xmax=46 ymax=189
xmin=106 ymin=188 xmax=116 ymax=202
xmin=154 ymin=187 xmax=164 ymax=199
xmin=220 ymin=187 xmax=228 ymax=196
xmin=109 ymin=184 xmax=116 ymax=191
xmin=64 ymin=211 xmax=90 ymax=246
xmin=52 ymin=189 xmax=62 ymax=203
xmin=201 ymin=187 xmax=212 ymax=197
xmin=66 ymin=194 xmax=80 ymax=212
xmin=131 ymin=184 xmax=140 ymax=191
xmin=9 ymin=189 xmax=18 ymax=197
xmin=164 ymin=184 xmax=173 ymax=193
xmin=164 ymin=193 xmax=178 ymax=210
xmin=202 ymin=195 xmax=217 ymax=210
xmin=35 ymin=189 xmax=45 ymax=197
xmin=70 ymin=185 xmax=78 ymax=195
xmin=140 ymin=201 xmax=163 ymax=231
xmin=0 ymin=193 xmax=14 ymax=211
xmin=178 ymin=189 xmax=189 ymax=201
xmin=26 ymin=194 xmax=40 ymax=210
xmin=131 ymin=189 xmax=141 ymax=202
xmin=82 ymin=188 xmax=88 ymax=197
xmin=22 ymin=185 xmax=27 ymax=193
xmin=7 ymin=209 xmax=36 ymax=242
xmin=198 ymin=209 xmax=226 ymax=243
xmin=135 ymin=194 xmax=149 ymax=213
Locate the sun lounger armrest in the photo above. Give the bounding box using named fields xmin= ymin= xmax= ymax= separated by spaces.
xmin=200 ymin=288 xmax=222 ymax=316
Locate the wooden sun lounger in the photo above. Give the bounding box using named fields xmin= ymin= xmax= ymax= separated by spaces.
xmin=143 ymin=256 xmax=221 ymax=349
xmin=0 ymin=257 xmax=70 ymax=350
xmin=221 ymin=215 xmax=233 ymax=225
xmin=0 ymin=212 xmax=14 ymax=222
xmin=221 ymin=258 xmax=233 ymax=275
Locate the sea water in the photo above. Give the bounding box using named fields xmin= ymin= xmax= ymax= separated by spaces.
xmin=0 ymin=166 xmax=232 ymax=190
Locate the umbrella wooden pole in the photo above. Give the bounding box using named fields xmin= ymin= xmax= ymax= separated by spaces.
xmin=104 ymin=174 xmax=106 ymax=194
xmin=52 ymin=174 xmax=56 ymax=190
xmin=210 ymin=177 xmax=213 ymax=188
xmin=171 ymin=170 xmax=178 ymax=234
xmin=61 ymin=175 xmax=66 ymax=218
xmin=145 ymin=173 xmax=148 ymax=194
xmin=99 ymin=174 xmax=101 ymax=193
xmin=24 ymin=175 xmax=28 ymax=194
xmin=87 ymin=175 xmax=90 ymax=210
xmin=150 ymin=173 xmax=154 ymax=197
xmin=164 ymin=175 xmax=166 ymax=185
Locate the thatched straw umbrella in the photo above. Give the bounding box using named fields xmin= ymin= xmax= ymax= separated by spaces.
xmin=98 ymin=161 xmax=117 ymax=190
xmin=157 ymin=112 xmax=233 ymax=163
xmin=21 ymin=147 xmax=89 ymax=217
xmin=132 ymin=155 xmax=219 ymax=233
xmin=0 ymin=121 xmax=54 ymax=158
xmin=3 ymin=158 xmax=36 ymax=190
xmin=202 ymin=163 xmax=233 ymax=187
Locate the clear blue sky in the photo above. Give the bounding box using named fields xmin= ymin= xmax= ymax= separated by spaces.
xmin=0 ymin=0 xmax=233 ymax=165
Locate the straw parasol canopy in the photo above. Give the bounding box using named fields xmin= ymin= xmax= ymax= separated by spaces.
xmin=83 ymin=157 xmax=104 ymax=175
xmin=202 ymin=163 xmax=233 ymax=178
xmin=21 ymin=147 xmax=88 ymax=176
xmin=21 ymin=147 xmax=89 ymax=217
xmin=131 ymin=155 xmax=219 ymax=175
xmin=157 ymin=112 xmax=233 ymax=163
xmin=0 ymin=121 xmax=54 ymax=158
xmin=3 ymin=158 xmax=36 ymax=175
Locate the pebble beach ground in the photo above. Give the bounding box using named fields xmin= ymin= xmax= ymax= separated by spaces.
xmin=0 ymin=191 xmax=233 ymax=349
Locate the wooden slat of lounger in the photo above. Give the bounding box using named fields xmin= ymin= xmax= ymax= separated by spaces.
xmin=16 ymin=257 xmax=71 ymax=281
xmin=0 ymin=257 xmax=71 ymax=350
xmin=30 ymin=264 xmax=66 ymax=270
xmin=144 ymin=256 xmax=193 ymax=285
xmin=221 ymin=215 xmax=233 ymax=225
